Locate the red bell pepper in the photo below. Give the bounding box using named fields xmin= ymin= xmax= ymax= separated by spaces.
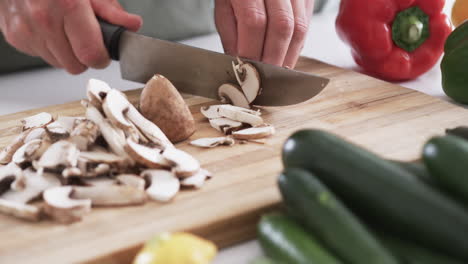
xmin=336 ymin=0 xmax=452 ymax=81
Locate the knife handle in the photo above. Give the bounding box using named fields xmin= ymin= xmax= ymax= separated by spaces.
xmin=98 ymin=19 xmax=125 ymax=61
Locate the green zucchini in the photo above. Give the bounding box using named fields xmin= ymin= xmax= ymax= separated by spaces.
xmin=423 ymin=135 xmax=468 ymax=204
xmin=390 ymin=160 xmax=436 ymax=186
xmin=446 ymin=126 xmax=468 ymax=141
xmin=279 ymin=168 xmax=398 ymax=264
xmin=282 ymin=129 xmax=468 ymax=261
xmin=257 ymin=213 xmax=342 ymax=264
xmin=380 ymin=233 xmax=464 ymax=264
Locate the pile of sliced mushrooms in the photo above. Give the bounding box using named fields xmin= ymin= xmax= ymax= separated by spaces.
xmin=0 ymin=59 xmax=275 ymax=224
xmin=0 ymin=79 xmax=210 ymax=224
xmin=190 ymin=59 xmax=275 ymax=148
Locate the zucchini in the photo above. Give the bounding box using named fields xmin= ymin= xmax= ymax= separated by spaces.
xmin=279 ymin=168 xmax=398 ymax=264
xmin=257 ymin=213 xmax=342 ymax=264
xmin=423 ymin=135 xmax=468 ymax=204
xmin=282 ymin=129 xmax=468 ymax=261
xmin=390 ymin=160 xmax=436 ymax=186
xmin=380 ymin=233 xmax=464 ymax=264
xmin=446 ymin=126 xmax=468 ymax=141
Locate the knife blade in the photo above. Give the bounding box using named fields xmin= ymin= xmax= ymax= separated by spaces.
xmin=100 ymin=21 xmax=329 ymax=106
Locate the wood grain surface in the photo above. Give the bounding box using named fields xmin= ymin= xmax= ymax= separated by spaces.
xmin=1 ymin=57 xmax=467 ymax=263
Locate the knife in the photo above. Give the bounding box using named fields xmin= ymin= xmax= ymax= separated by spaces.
xmin=99 ymin=20 xmax=329 ymax=106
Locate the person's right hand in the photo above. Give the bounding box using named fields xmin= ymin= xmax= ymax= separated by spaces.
xmin=0 ymin=0 xmax=142 ymax=74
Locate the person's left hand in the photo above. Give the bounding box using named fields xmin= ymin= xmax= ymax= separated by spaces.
xmin=214 ymin=0 xmax=314 ymax=69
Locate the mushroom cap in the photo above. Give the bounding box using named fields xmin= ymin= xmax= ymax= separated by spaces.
xmin=139 ymin=74 xmax=195 ymax=143
xmin=142 ymin=169 xmax=180 ymax=202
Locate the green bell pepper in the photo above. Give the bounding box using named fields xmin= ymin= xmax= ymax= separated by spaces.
xmin=441 ymin=21 xmax=468 ymax=104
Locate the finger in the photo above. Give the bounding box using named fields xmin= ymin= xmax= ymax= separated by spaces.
xmin=110 ymin=0 xmax=124 ymax=10
xmin=91 ymin=0 xmax=143 ymax=32
xmin=63 ymin=0 xmax=110 ymax=69
xmin=283 ymin=0 xmax=310 ymax=68
xmin=305 ymin=0 xmax=315 ymax=17
xmin=4 ymin=15 xmax=36 ymax=56
xmin=215 ymin=0 xmax=238 ymax=56
xmin=32 ymin=41 xmax=62 ymax=68
xmin=262 ymin=0 xmax=294 ymax=66
xmin=231 ymin=0 xmax=267 ymax=61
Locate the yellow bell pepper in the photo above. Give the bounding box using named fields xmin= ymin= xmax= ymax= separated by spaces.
xmin=452 ymin=0 xmax=468 ymax=27
xmin=133 ymin=232 xmax=217 ymax=264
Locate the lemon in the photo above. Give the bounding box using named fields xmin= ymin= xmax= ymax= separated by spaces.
xmin=133 ymin=232 xmax=217 ymax=264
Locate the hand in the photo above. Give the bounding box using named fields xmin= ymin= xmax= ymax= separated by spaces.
xmin=215 ymin=0 xmax=314 ymax=68
xmin=0 ymin=0 xmax=142 ymax=74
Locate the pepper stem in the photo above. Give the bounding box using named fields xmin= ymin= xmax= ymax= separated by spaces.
xmin=392 ymin=7 xmax=430 ymax=52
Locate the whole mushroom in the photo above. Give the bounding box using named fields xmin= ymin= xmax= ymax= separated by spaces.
xmin=139 ymin=75 xmax=195 ymax=143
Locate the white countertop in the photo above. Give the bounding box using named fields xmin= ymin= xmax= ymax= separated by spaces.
xmin=0 ymin=1 xmax=456 ymax=263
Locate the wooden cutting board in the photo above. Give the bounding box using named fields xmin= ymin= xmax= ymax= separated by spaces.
xmin=1 ymin=57 xmax=468 ymax=264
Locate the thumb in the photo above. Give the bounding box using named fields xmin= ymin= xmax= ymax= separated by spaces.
xmin=91 ymin=0 xmax=142 ymax=32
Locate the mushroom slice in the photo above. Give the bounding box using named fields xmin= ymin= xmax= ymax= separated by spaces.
xmin=72 ymin=185 xmax=146 ymax=206
xmin=0 ymin=163 xmax=23 ymax=193
xmin=201 ymin=105 xmax=222 ymax=119
xmin=36 ymin=140 xmax=80 ymax=170
xmin=218 ymin=83 xmax=251 ymax=109
xmin=190 ymin=137 xmax=235 ymax=148
xmin=102 ymin=89 xmax=133 ymax=129
xmin=0 ymin=199 xmax=41 ymax=221
xmin=86 ymin=106 xmax=130 ymax=160
xmin=209 ymin=118 xmax=243 ymax=134
xmin=125 ymin=139 xmax=171 ymax=169
xmin=1 ymin=169 xmax=61 ymax=204
xmin=116 ymin=174 xmax=145 ymax=190
xmin=79 ymin=149 xmax=126 ymax=165
xmin=162 ymin=147 xmax=200 ymax=178
xmin=24 ymin=127 xmax=47 ymax=143
xmin=126 ymin=105 xmax=172 ymax=148
xmin=232 ymin=59 xmax=261 ymax=103
xmin=232 ymin=125 xmax=275 ymax=140
xmin=12 ymin=139 xmax=46 ymax=165
xmin=86 ymin=78 xmax=111 ymax=109
xmin=218 ymin=105 xmax=263 ymax=126
xmin=21 ymin=112 xmax=53 ymax=131
xmin=142 ymin=169 xmax=180 ymax=202
xmin=62 ymin=167 xmax=83 ymax=178
xmin=55 ymin=116 xmax=85 ymax=133
xmin=69 ymin=120 xmax=100 ymax=151
xmin=0 ymin=132 xmax=29 ymax=165
xmin=43 ymin=186 xmax=92 ymax=224
xmin=181 ymin=169 xmax=212 ymax=189
xmin=46 ymin=121 xmax=70 ymax=141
